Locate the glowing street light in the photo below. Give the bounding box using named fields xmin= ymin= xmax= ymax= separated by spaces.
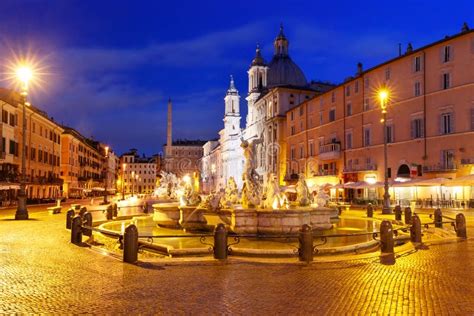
xmin=378 ymin=87 xmax=391 ymax=214
xmin=15 ymin=64 xmax=34 ymax=220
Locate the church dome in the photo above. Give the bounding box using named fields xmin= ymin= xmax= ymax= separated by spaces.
xmin=267 ymin=25 xmax=307 ymax=87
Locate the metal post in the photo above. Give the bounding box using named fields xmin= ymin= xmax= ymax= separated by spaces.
xmin=382 ymin=106 xmax=391 ymax=214
xmin=394 ymin=205 xmax=402 ymax=221
xmin=79 ymin=206 xmax=87 ymax=217
xmin=82 ymin=212 xmax=93 ymax=237
xmin=455 ymin=213 xmax=467 ymax=239
xmin=106 ymin=205 xmax=113 ymax=220
xmin=15 ymin=90 xmax=28 ymax=220
xmin=410 ymin=214 xmax=422 ymax=243
xmin=123 ymin=224 xmax=139 ymax=263
xmin=66 ymin=209 xmax=75 ymax=229
xmin=379 ymin=220 xmax=395 ymax=264
xmin=366 ymin=203 xmax=373 ymax=218
xmin=71 ymin=215 xmax=82 ymax=244
xmin=213 ymin=223 xmax=228 ymax=260
xmin=434 ymin=208 xmax=443 ymax=228
xmin=404 ymin=207 xmax=412 ymax=224
xmin=299 ymin=224 xmax=314 ymax=263
xmin=113 ymin=203 xmax=118 ymax=217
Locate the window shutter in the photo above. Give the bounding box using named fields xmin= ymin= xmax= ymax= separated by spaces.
xmin=439 ymin=114 xmax=443 ymax=135
xmin=450 ymin=112 xmax=455 ymax=133
xmin=410 ymin=120 xmax=415 ymax=138
xmin=450 ymin=45 xmax=454 ymax=61
xmin=421 ymin=119 xmax=425 ymax=137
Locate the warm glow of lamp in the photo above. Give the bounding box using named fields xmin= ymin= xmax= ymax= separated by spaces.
xmin=16 ymin=66 xmax=33 ymax=86
xmin=183 ymin=175 xmax=191 ymax=184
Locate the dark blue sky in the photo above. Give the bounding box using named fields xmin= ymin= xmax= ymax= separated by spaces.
xmin=0 ymin=0 xmax=472 ymax=155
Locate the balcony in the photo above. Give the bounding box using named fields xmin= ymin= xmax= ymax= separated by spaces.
xmin=460 ymin=158 xmax=474 ymax=165
xmin=318 ymin=143 xmax=341 ymax=161
xmin=312 ymin=169 xmax=338 ymax=177
xmin=343 ymin=163 xmax=378 ymax=173
xmin=423 ymin=163 xmax=457 ymax=173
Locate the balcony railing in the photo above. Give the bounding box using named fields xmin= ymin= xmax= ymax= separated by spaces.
xmin=318 ymin=143 xmax=341 ymax=161
xmin=312 ymin=169 xmax=338 ymax=176
xmin=460 ymin=158 xmax=474 ymax=165
xmin=423 ymin=163 xmax=457 ymax=173
xmin=343 ymin=163 xmax=378 ymax=173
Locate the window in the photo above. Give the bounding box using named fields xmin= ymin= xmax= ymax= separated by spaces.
xmin=1 ymin=137 xmax=5 ymax=153
xmin=290 ymin=111 xmax=294 ymax=121
xmin=414 ymin=56 xmax=422 ymax=72
xmin=442 ymin=45 xmax=452 ymax=63
xmin=442 ymin=73 xmax=451 ymax=89
xmin=385 ymin=68 xmax=391 ymax=80
xmin=331 ymin=92 xmax=335 ymax=103
xmin=363 ymin=98 xmax=370 ymax=111
xmin=2 ymin=110 xmax=8 ymax=123
xmin=471 ymin=108 xmax=474 ymax=131
xmin=440 ymin=112 xmax=454 ymax=134
xmin=364 ymin=77 xmax=370 ymax=89
xmin=290 ymin=146 xmax=295 ymax=160
xmin=385 ymin=124 xmax=394 ymax=143
xmin=299 ymin=145 xmax=304 ymax=158
xmin=9 ymin=113 xmax=15 ymax=127
xmin=319 ymin=112 xmax=323 ymax=125
xmin=300 ymin=121 xmax=303 ymax=131
xmin=290 ymin=126 xmax=295 ymax=135
xmin=364 ymin=127 xmax=371 ymax=146
xmin=354 ymin=81 xmax=359 ymax=93
xmin=411 ymin=118 xmax=424 ymax=139
xmin=441 ymin=150 xmax=455 ymax=169
xmin=346 ymin=86 xmax=350 ymax=96
xmin=309 ymin=142 xmax=314 ymax=156
xmin=346 ymin=103 xmax=352 ymax=116
xmin=414 ymin=81 xmax=421 ymax=97
xmin=346 ymin=131 xmax=353 ymax=149
xmin=299 ymin=107 xmax=304 ymax=116
xmin=329 ymin=109 xmax=336 ymax=122
xmin=9 ymin=140 xmax=18 ymax=156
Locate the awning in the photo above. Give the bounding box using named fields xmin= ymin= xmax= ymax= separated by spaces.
xmin=446 ymin=174 xmax=474 ymax=186
xmin=0 ymin=184 xmax=20 ymax=190
xmin=91 ymin=187 xmax=105 ymax=191
xmin=414 ymin=177 xmax=452 ymax=186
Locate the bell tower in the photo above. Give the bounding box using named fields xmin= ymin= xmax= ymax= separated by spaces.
xmin=224 ymin=76 xmax=241 ymax=136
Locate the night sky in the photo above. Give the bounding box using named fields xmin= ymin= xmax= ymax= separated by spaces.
xmin=0 ymin=0 xmax=472 ymax=155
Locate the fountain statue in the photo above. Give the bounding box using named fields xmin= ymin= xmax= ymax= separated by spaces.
xmin=154 ymin=171 xmax=179 ymax=199
xmin=314 ymin=186 xmax=330 ymax=208
xmin=199 ymin=189 xmax=223 ymax=212
xmin=240 ymin=139 xmax=262 ymax=209
xmin=296 ymin=173 xmax=312 ymax=207
xmin=220 ymin=177 xmax=239 ymax=208
xmin=179 ymin=175 xmax=201 ymax=206
xmin=261 ymin=173 xmax=288 ymax=209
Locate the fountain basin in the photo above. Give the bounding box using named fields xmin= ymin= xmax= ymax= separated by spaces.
xmin=153 ymin=202 xmax=180 ymax=228
xmin=179 ymin=206 xmax=208 ymax=231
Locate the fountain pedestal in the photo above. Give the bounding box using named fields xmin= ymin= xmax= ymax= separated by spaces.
xmin=153 ymin=202 xmax=180 ymax=228
xmin=179 ymin=206 xmax=208 ymax=231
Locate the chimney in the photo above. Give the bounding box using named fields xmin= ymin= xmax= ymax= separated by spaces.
xmin=166 ymin=98 xmax=172 ymax=155
xmin=462 ymin=22 xmax=470 ymax=32
xmin=357 ymin=62 xmax=363 ymax=75
xmin=406 ymin=42 xmax=413 ymax=54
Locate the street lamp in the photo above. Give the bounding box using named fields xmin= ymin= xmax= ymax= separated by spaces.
xmin=131 ymin=171 xmax=135 ymax=197
xmin=15 ymin=66 xmax=33 ymax=220
xmin=103 ymin=146 xmax=109 ymax=204
xmin=121 ymin=163 xmax=126 ymax=200
xmin=378 ymin=87 xmax=391 ymax=214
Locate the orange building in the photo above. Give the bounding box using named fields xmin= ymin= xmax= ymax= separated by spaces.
xmin=286 ymin=26 xmax=474 ymax=205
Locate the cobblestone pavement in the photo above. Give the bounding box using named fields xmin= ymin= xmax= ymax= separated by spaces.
xmin=1 ymin=209 xmax=473 ymax=314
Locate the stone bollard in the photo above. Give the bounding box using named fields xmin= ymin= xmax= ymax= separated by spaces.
xmin=299 ymin=224 xmax=314 ymax=263
xmin=434 ymin=208 xmax=443 ymax=228
xmin=66 ymin=209 xmax=75 ymax=229
xmin=106 ymin=205 xmax=113 ymax=220
xmin=455 ymin=213 xmax=467 ymax=239
xmin=82 ymin=212 xmax=93 ymax=237
xmin=213 ymin=223 xmax=228 ymax=260
xmin=410 ymin=214 xmax=422 ymax=243
xmin=379 ymin=220 xmax=395 ymax=265
xmin=79 ymin=206 xmax=87 ymax=217
xmin=404 ymin=207 xmax=412 ymax=225
xmin=71 ymin=215 xmax=83 ymax=245
xmin=394 ymin=205 xmax=402 ymax=221
xmin=123 ymin=224 xmax=139 ymax=263
xmin=113 ymin=203 xmax=118 ymax=217
xmin=366 ymin=203 xmax=373 ymax=218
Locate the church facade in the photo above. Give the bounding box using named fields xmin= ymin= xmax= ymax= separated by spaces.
xmin=201 ymin=26 xmax=333 ymax=192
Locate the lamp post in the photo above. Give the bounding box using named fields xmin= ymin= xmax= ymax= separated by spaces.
xmin=379 ymin=88 xmax=391 ymax=214
xmin=121 ymin=163 xmax=126 ymax=200
xmin=131 ymin=171 xmax=135 ymax=197
xmin=15 ymin=66 xmax=33 ymax=220
xmin=103 ymin=146 xmax=109 ymax=204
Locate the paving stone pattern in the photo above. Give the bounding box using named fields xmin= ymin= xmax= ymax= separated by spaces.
xmin=1 ymin=210 xmax=473 ymax=314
